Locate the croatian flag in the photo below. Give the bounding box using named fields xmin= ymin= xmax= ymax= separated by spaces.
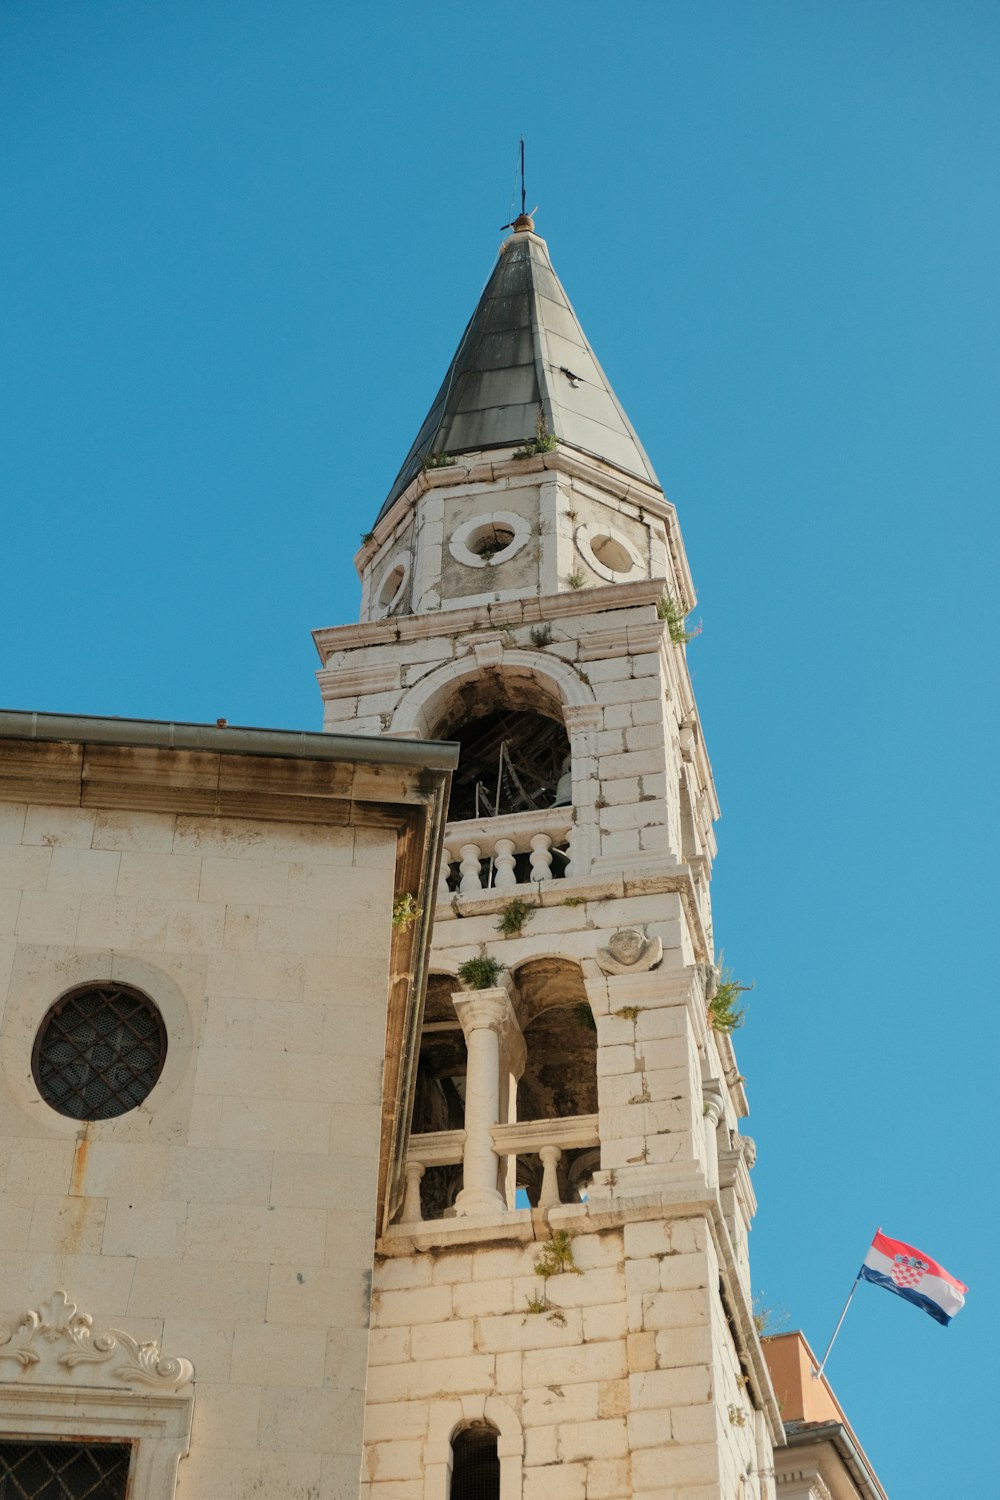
xmin=859 ymin=1231 xmax=967 ymax=1326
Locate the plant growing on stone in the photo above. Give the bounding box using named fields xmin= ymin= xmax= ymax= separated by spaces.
xmin=751 ymin=1290 xmax=787 ymax=1337
xmin=707 ymin=968 xmax=753 ymax=1034
xmin=421 ymin=451 xmax=455 ymax=470
xmin=657 ymin=592 xmax=701 ymax=645
xmin=514 ymin=411 xmax=558 ymax=459
xmin=391 ymin=892 xmax=422 ymax=931
xmin=457 ymin=951 xmax=505 ymax=990
xmin=524 ymin=1292 xmax=547 ymax=1314
xmin=529 ymin=623 xmax=553 ymax=648
xmin=475 ymin=536 xmax=507 ymax=561
xmin=534 ymin=1230 xmax=582 ymax=1279
xmin=495 ymin=898 xmax=533 ymax=938
xmin=566 ymin=570 xmax=586 ymax=589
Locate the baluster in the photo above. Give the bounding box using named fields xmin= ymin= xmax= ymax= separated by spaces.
xmin=459 ymin=842 xmax=484 ymax=895
xmin=400 ymin=1159 xmax=425 ymax=1224
xmin=529 ymin=832 xmax=554 ymax=881
xmin=538 ymin=1144 xmax=562 ymax=1210
xmin=561 ymin=825 xmax=574 ymax=879
xmin=438 ymin=845 xmax=453 ymax=902
xmin=493 ymin=836 xmax=517 ymax=889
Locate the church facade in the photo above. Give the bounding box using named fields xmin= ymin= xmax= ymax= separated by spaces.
xmin=0 ymin=717 xmax=455 ymax=1499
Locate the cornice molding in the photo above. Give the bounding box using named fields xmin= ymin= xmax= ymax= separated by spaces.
xmin=313 ymin=578 xmax=669 ymax=661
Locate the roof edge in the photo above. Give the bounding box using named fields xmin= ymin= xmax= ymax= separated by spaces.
xmin=0 ymin=709 xmax=459 ymax=771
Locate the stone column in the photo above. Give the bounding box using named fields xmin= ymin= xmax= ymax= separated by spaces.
xmin=452 ymin=987 xmax=518 ymax=1216
xmin=538 ymin=1144 xmax=562 ymax=1211
xmin=702 ymin=1079 xmax=725 ymax=1190
xmin=400 ymin=1160 xmax=425 ymax=1224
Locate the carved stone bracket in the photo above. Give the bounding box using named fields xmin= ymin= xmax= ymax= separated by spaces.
xmin=0 ymin=1291 xmax=194 ymax=1391
xmin=595 ymin=927 xmax=663 ymax=975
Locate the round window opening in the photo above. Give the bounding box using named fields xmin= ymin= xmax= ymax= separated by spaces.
xmin=379 ymin=564 xmax=406 ymax=607
xmin=590 ymin=535 xmax=634 ymax=574
xmin=469 ymin=522 xmax=516 ymax=561
xmin=32 ymin=984 xmax=168 ymax=1121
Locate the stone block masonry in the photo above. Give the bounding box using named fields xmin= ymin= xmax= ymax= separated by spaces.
xmin=364 ymin=1217 xmax=766 ymax=1500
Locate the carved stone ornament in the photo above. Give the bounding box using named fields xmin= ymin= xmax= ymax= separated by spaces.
xmin=738 ymin=1134 xmax=758 ymax=1169
xmin=0 ymin=1291 xmax=194 ymax=1391
xmin=596 ymin=927 xmax=663 ymax=975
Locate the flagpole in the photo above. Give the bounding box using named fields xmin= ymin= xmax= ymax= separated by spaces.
xmin=812 ymin=1272 xmax=861 ymax=1380
xmin=812 ymin=1228 xmax=879 ymax=1381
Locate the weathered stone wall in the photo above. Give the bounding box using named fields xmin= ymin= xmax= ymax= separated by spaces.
xmin=364 ymin=1215 xmax=761 ymax=1500
xmin=0 ymin=799 xmax=398 ymax=1500
xmin=325 ymin=441 xmax=775 ymax=1500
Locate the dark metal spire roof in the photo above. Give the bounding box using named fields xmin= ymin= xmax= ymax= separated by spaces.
xmin=375 ymin=222 xmax=660 ymax=523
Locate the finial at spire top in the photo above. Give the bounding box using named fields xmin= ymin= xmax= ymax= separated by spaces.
xmin=500 ymin=137 xmax=536 ymax=234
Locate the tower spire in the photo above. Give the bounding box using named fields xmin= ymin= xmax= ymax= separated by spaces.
xmin=375 ymin=223 xmax=658 ymax=524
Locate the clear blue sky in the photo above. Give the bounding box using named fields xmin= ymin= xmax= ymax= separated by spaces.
xmin=3 ymin=4 xmax=997 ymax=1493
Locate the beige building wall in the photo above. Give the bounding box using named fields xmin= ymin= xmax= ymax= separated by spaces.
xmin=0 ymin=717 xmax=455 ymax=1500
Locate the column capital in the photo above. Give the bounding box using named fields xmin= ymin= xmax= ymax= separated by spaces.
xmin=452 ymin=986 xmax=517 ymax=1039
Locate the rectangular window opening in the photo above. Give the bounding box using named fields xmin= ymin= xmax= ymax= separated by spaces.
xmin=0 ymin=1439 xmax=132 ymax=1500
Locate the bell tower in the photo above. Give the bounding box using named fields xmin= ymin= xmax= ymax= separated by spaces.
xmin=313 ymin=216 xmax=781 ymax=1500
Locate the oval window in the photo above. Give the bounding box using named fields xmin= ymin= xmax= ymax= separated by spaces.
xmin=469 ymin=522 xmax=516 ymax=561
xmin=574 ymin=521 xmax=644 ymax=582
xmin=590 ymin=535 xmax=633 ymax=573
xmin=449 ymin=511 xmax=531 ymax=569
xmin=379 ymin=565 xmax=406 ymax=606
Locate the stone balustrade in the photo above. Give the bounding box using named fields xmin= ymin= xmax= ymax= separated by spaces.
xmin=439 ymin=807 xmax=574 ymax=899
xmin=401 ymin=1113 xmax=599 ymax=1224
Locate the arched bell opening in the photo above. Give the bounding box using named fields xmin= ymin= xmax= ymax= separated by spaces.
xmin=441 ymin=708 xmax=571 ymax=824
xmin=510 ymin=958 xmax=599 ymax=1205
xmin=411 ymin=974 xmax=466 ymax=1134
xmin=409 ymin=973 xmax=466 ymax=1223
xmin=450 ymin=1423 xmax=500 ymax=1500
xmin=518 ymin=1004 xmax=598 ymax=1119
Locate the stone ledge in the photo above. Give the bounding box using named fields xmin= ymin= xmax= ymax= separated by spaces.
xmin=313 ymin=579 xmax=669 ymax=660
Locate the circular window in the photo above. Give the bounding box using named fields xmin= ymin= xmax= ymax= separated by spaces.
xmin=32 ymin=984 xmax=168 ymax=1120
xmin=375 ymin=555 xmax=409 ymax=617
xmin=469 ymin=522 xmax=515 ymax=560
xmin=590 ymin=535 xmax=633 ymax=574
xmin=380 ymin=565 xmax=406 ymax=606
xmin=449 ymin=510 xmax=531 ymax=569
xmin=574 ymin=522 xmax=644 ymax=583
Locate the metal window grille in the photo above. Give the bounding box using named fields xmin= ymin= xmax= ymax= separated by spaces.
xmin=31 ymin=984 xmax=167 ymax=1121
xmin=450 ymin=1425 xmax=500 ymax=1500
xmin=0 ymin=1440 xmax=131 ymax=1500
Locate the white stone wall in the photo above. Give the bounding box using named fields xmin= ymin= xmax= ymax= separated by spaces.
xmin=317 ymin=594 xmax=717 ymax=880
xmin=0 ymin=800 xmax=399 ymax=1500
xmin=354 ymin=451 xmax=686 ymax=628
xmin=324 ymin=445 xmax=776 ymax=1499
xmin=364 ymin=1216 xmax=765 ymax=1500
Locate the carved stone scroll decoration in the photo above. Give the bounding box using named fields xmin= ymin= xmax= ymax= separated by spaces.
xmin=0 ymin=1290 xmax=194 ymax=1391
xmin=595 ymin=926 xmax=663 ymax=975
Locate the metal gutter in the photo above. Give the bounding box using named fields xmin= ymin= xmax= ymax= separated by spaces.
xmin=783 ymin=1421 xmax=889 ymax=1500
xmin=0 ymin=709 xmax=459 ymax=771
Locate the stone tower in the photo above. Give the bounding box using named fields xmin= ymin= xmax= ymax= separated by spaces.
xmin=313 ymin=214 xmax=780 ymax=1500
